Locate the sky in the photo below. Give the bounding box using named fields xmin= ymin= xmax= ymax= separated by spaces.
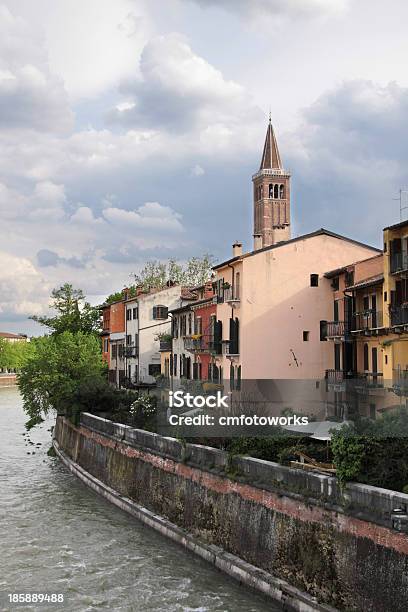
xmin=1 ymin=0 xmax=408 ymax=335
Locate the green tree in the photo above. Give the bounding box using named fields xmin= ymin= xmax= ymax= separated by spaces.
xmin=133 ymin=254 xmax=215 ymax=291
xmin=18 ymin=331 xmax=106 ymax=428
xmin=32 ymin=283 xmax=101 ymax=335
xmin=0 ymin=338 xmax=33 ymax=371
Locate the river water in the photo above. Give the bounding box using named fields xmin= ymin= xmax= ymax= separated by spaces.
xmin=0 ymin=388 xmax=279 ymax=612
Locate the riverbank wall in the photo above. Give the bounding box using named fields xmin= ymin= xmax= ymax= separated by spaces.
xmin=0 ymin=374 xmax=17 ymax=387
xmin=54 ymin=413 xmax=408 ymax=612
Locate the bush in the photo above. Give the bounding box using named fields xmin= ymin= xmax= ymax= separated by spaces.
xmin=331 ymin=408 xmax=408 ymax=491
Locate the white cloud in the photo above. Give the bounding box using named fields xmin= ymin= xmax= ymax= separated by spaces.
xmin=103 ymin=201 xmax=184 ymax=232
xmin=191 ymin=164 xmax=205 ymax=176
xmin=0 ymin=4 xmax=73 ymax=132
xmin=183 ymin=0 xmax=348 ymax=20
xmin=108 ymin=33 xmax=259 ymax=131
xmin=5 ymin=0 xmax=153 ymax=100
xmin=0 ymin=251 xmax=48 ymax=318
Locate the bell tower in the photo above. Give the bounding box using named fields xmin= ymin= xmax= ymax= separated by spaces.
xmin=253 ymin=118 xmax=291 ymax=250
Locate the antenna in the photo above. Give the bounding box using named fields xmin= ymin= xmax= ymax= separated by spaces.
xmin=393 ymin=188 xmax=408 ymax=221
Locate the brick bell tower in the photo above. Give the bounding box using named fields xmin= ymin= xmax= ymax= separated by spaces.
xmin=253 ymin=117 xmax=291 ymax=250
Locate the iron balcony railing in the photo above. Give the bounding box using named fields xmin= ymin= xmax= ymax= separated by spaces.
xmin=223 ymin=287 xmax=240 ymax=303
xmin=124 ymin=345 xmax=138 ymax=358
xmin=393 ymin=369 xmax=408 ymax=394
xmin=390 ymin=253 xmax=408 ymax=274
xmin=184 ymin=334 xmax=216 ymax=353
xmin=390 ymin=305 xmax=408 ymax=326
xmin=325 ymin=321 xmax=346 ymax=337
xmin=353 ymin=310 xmax=383 ymax=331
xmin=326 ymin=369 xmax=345 ymax=384
xmin=159 ymin=339 xmax=172 ymax=351
xmin=222 ymin=340 xmax=239 ymax=356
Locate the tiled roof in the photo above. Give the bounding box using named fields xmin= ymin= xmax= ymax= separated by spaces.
xmin=346 ymin=274 xmax=384 ymax=291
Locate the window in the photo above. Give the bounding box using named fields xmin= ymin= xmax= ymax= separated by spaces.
xmin=269 ymin=184 xmax=273 ymax=198
xmin=274 ymin=184 xmax=279 ymax=199
xmin=384 ymin=291 xmax=387 ymax=302
xmin=126 ymin=334 xmax=132 ymax=345
xmin=363 ymin=343 xmax=369 ymax=371
xmin=235 ymin=272 xmax=240 ymax=299
xmin=229 ymin=318 xmax=239 ymax=354
xmin=345 ymin=270 xmax=354 ymax=287
xmin=363 ymin=296 xmax=370 ymax=312
xmin=153 ymin=305 xmax=168 ymax=320
xmin=310 ymin=274 xmax=319 ymax=287
xmin=320 ymin=321 xmax=327 ymax=341
xmin=331 ymin=276 xmax=339 ymax=291
xmin=334 ymin=300 xmax=339 ymax=322
xmin=303 ymin=331 xmax=309 ymax=341
xmin=103 ymin=339 xmax=108 ymax=352
xmin=148 ymin=364 xmax=161 ymax=377
xmin=126 ymin=309 xmax=132 ymax=321
xmin=134 ymin=333 xmax=139 ymax=350
xmin=111 ymin=344 xmax=117 ymax=359
xmin=385 ymin=355 xmax=388 ymax=365
xmin=118 ymin=344 xmax=124 ymax=359
xmin=188 ymin=313 xmax=192 ymax=335
xmin=133 ymin=307 xmax=138 ymax=319
xmin=279 ymin=184 xmax=284 ymax=199
xmin=174 ymin=354 xmax=177 ymax=376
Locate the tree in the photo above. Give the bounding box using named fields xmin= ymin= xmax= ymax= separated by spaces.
xmin=18 ymin=332 xmax=107 ymax=427
xmin=32 ymin=283 xmax=101 ymax=335
xmin=133 ymin=254 xmax=215 ymax=291
xmin=105 ymin=285 xmax=137 ymax=305
xmin=0 ymin=338 xmax=33 ymax=371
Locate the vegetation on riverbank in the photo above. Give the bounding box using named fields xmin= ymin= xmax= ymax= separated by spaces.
xmin=18 ymin=284 xmax=157 ymax=431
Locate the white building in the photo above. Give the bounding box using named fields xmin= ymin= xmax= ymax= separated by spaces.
xmin=124 ymin=297 xmax=139 ymax=384
xmin=137 ymin=285 xmax=196 ymax=384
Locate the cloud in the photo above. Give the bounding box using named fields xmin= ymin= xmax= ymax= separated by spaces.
xmin=0 ymin=4 xmax=73 ymax=132
xmin=285 ymin=79 xmax=408 ymax=242
xmin=0 ymin=250 xmax=48 ymax=318
xmin=107 ymin=33 xmax=257 ymax=131
xmin=103 ymin=201 xmax=184 ymax=232
xmin=191 ymin=164 xmax=205 ymax=176
xmin=36 ymin=249 xmax=87 ymax=269
xmin=183 ymin=0 xmax=348 ymax=20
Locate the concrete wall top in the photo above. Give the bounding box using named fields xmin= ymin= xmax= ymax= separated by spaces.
xmin=79 ymin=412 xmax=408 ymax=526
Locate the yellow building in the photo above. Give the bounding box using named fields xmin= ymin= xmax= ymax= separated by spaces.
xmin=383 ymin=220 xmax=408 ymax=387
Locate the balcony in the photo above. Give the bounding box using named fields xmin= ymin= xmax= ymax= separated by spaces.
xmin=352 ymin=310 xmax=384 ymax=334
xmin=184 ymin=334 xmax=216 ymax=353
xmin=124 ymin=345 xmax=138 ymax=358
xmin=223 ymin=287 xmax=240 ymax=305
xmin=390 ymin=253 xmax=408 ymax=274
xmin=393 ymin=369 xmax=408 ymax=395
xmin=354 ymin=372 xmax=384 ymax=390
xmin=222 ymin=340 xmax=239 ymax=358
xmin=325 ymin=321 xmax=346 ymax=338
xmin=390 ymin=305 xmax=408 ymax=327
xmin=159 ymin=339 xmax=172 ymax=352
xmin=325 ymin=369 xmax=346 ymax=392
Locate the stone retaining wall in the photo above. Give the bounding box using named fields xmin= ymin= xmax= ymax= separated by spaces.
xmin=54 ymin=413 xmax=408 ymax=612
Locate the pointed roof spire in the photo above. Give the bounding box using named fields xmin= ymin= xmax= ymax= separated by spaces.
xmin=260 ymin=117 xmax=282 ymax=170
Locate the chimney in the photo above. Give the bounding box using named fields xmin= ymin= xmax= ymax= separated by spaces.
xmin=232 ymin=241 xmax=243 ymax=257
xmin=253 ymin=235 xmax=263 ymax=251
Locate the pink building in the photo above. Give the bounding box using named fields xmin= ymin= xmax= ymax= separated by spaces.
xmin=212 ymin=121 xmax=381 ymax=388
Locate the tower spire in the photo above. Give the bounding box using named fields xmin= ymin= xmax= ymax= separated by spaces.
xmin=252 ymin=117 xmax=291 ymax=250
xmin=259 ymin=121 xmax=282 ymax=171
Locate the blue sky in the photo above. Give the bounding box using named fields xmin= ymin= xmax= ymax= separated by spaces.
xmin=1 ymin=0 xmax=408 ymax=334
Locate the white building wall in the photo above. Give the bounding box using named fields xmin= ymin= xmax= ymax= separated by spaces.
xmin=138 ymin=286 xmax=186 ymax=384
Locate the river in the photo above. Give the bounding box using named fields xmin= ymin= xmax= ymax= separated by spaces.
xmin=0 ymin=388 xmax=279 ymax=612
